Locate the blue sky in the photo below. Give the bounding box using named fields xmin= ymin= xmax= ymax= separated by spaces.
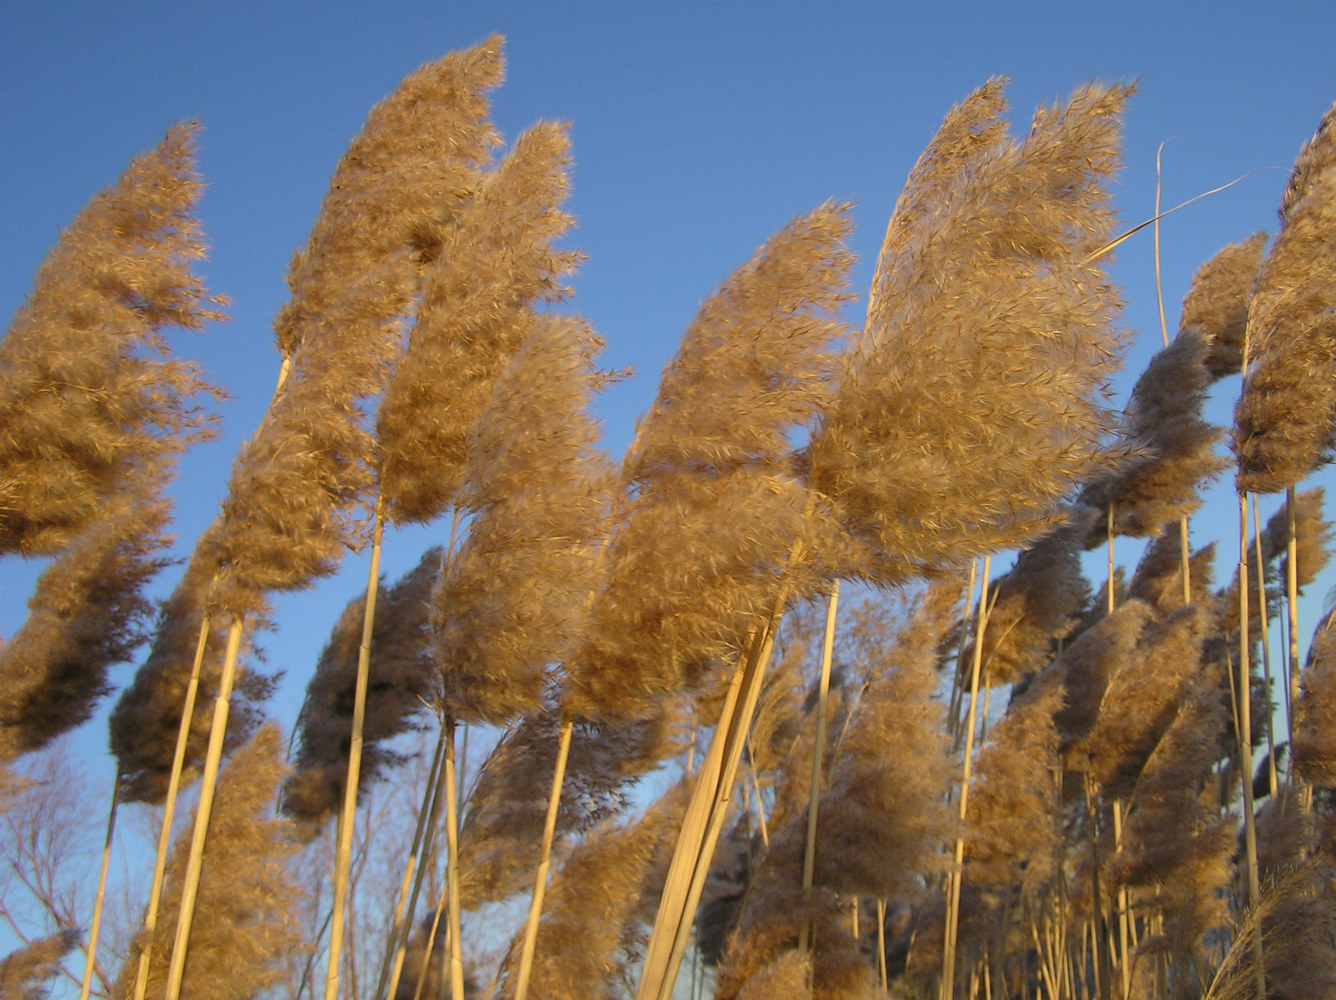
xmin=3 ymin=0 xmax=1336 ymax=967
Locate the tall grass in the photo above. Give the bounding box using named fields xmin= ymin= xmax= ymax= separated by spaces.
xmin=4 ymin=36 xmax=1336 ymax=1000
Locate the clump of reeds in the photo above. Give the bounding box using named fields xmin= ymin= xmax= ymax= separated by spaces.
xmin=0 ymin=123 xmax=223 ymax=557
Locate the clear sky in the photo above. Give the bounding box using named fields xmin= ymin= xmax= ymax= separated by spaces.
xmin=3 ymin=0 xmax=1336 ymax=969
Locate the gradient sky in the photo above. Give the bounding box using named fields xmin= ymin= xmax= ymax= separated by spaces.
xmin=3 ymin=0 xmax=1336 ymax=973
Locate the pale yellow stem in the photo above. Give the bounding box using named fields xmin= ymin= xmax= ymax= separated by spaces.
xmin=799 ymin=581 xmax=840 ymax=954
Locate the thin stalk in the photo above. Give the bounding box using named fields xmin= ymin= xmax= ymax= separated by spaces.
xmin=132 ymin=614 xmax=212 ymax=1000
xmin=324 ymin=497 xmax=386 ymax=1000
xmin=941 ymin=555 xmax=993 ymax=1000
xmin=443 ymin=718 xmax=465 ymax=1000
xmin=1111 ymin=800 xmax=1130 ymax=1000
xmin=947 ymin=561 xmax=981 ymax=747
xmin=1107 ymin=504 xmax=1116 ymax=615
xmin=384 ymin=723 xmax=452 ymax=1000
xmin=1286 ymin=486 xmax=1301 ymax=760
xmin=798 ymin=581 xmax=840 ymax=955
xmin=1087 ymin=776 xmax=1112 ymax=1000
xmin=877 ymin=899 xmax=888 ymax=992
xmin=1252 ymin=495 xmax=1279 ymax=797
xmin=78 ymin=777 xmax=118 ymax=1000
xmin=373 ymin=730 xmax=446 ymax=1000
xmin=511 ymin=718 xmax=574 ymax=1000
xmin=1236 ymin=492 xmax=1266 ymax=999
xmin=163 ymin=615 xmax=245 ymax=1000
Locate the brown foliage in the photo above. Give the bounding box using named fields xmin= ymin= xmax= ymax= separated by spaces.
xmin=0 ymin=124 xmax=222 ymax=556
xmin=1180 ymin=232 xmax=1267 ymax=381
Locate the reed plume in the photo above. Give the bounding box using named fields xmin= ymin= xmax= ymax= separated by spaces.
xmin=808 ymin=80 xmax=1132 ymax=583
xmin=1079 ymin=604 xmax=1211 ymax=799
xmin=965 ymin=523 xmax=1090 ymax=686
xmin=273 ymin=35 xmax=503 ymax=360
xmin=377 ymin=121 xmax=580 ymax=524
xmin=283 ymin=546 xmax=441 ymax=832
xmin=106 ymin=525 xmax=268 ymax=802
xmin=813 ymin=581 xmax=958 ymax=902
xmin=1079 ymin=328 xmax=1226 ymax=542
xmin=1126 ymin=530 xmax=1216 ymax=615
xmin=0 ymin=123 xmax=223 ymax=557
xmin=1179 ymin=232 xmax=1267 ymax=381
xmin=0 ymin=929 xmax=80 ymax=1000
xmin=456 ymin=708 xmax=683 ymax=909
xmin=1235 ymin=97 xmax=1336 ymax=494
xmin=1053 ymin=599 xmax=1155 ymax=754
xmin=0 ymin=469 xmax=171 ymax=761
xmin=434 ymin=315 xmax=615 ymax=724
xmin=1293 ymin=606 xmax=1336 ymax=786
xmin=566 ymin=203 xmax=855 ymax=722
xmin=115 ymin=723 xmax=300 ymax=1000
xmin=495 ymin=782 xmax=688 ymax=1000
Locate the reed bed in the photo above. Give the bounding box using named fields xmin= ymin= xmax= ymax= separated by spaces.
xmin=4 ymin=34 xmax=1336 ymax=1000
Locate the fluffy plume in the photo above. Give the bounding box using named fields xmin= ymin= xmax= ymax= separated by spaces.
xmin=808 ymin=80 xmax=1131 ymax=583
xmin=207 ymin=258 xmax=409 ymax=620
xmin=1126 ymin=531 xmax=1217 ymax=615
xmin=495 ymin=781 xmax=687 ymax=1000
xmin=0 ymin=123 xmax=222 ymax=557
xmin=966 ymin=524 xmax=1090 ymax=686
xmin=565 ymin=204 xmax=855 ymax=721
xmin=114 ymin=723 xmax=301 ymax=1000
xmin=1203 ymin=861 xmax=1336 ymax=1000
xmin=813 ymin=581 xmax=958 ymax=901
xmin=434 ymin=315 xmax=615 ymax=724
xmin=964 ymin=671 xmax=1064 ymax=896
xmin=1293 ymin=606 xmax=1336 ymax=786
xmin=0 ymin=929 xmax=80 ymax=1000
xmin=377 ymin=122 xmax=580 ymax=523
xmin=1179 ymin=233 xmax=1268 ymax=380
xmin=714 ymin=825 xmax=874 ymax=1000
xmin=0 ymin=472 xmax=170 ymax=761
xmin=273 ymin=36 xmax=503 ymax=358
xmin=1235 ymin=97 xmax=1336 ymax=494
xmin=457 ymin=708 xmax=683 ymax=909
xmin=1079 ymin=328 xmax=1226 ymax=542
xmin=282 ymin=546 xmax=440 ymax=832
xmin=1110 ymin=671 xmax=1233 ymax=996
xmin=1053 ymin=599 xmax=1155 ymax=754
xmin=107 ymin=524 xmax=271 ymax=803
xmin=1080 ymin=604 xmax=1210 ymax=799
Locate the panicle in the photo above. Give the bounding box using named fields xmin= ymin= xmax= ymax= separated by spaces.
xmin=0 ymin=468 xmax=171 ymax=762
xmin=282 ymin=546 xmax=441 ymax=833
xmin=966 ymin=523 xmax=1090 ymax=686
xmin=1126 ymin=531 xmax=1217 ymax=614
xmin=1052 ymin=599 xmax=1154 ymax=753
xmin=964 ymin=671 xmax=1064 ymax=896
xmin=1077 ymin=604 xmax=1210 ymax=799
xmin=809 ymin=81 xmax=1133 ymax=584
xmin=0 ymin=123 xmax=223 ymax=556
xmin=1235 ymin=97 xmax=1336 ymax=494
xmin=1293 ymin=606 xmax=1336 ymax=786
xmin=378 ymin=122 xmax=580 ymax=523
xmin=564 ymin=205 xmax=855 ymax=722
xmin=1078 ymin=329 xmax=1227 ymax=542
xmin=814 ymin=581 xmax=958 ymax=901
xmin=272 ymin=36 xmax=504 ymax=358
xmin=1179 ymin=232 xmax=1268 ymax=380
xmin=494 ymin=781 xmax=688 ymax=1000
xmin=434 ymin=315 xmax=615 ymax=724
xmin=0 ymin=929 xmax=80 ymax=1000
xmin=114 ymin=723 xmax=302 ymax=1000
